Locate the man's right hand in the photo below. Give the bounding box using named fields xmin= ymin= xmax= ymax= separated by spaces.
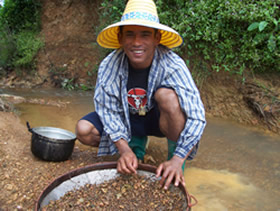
xmin=115 ymin=139 xmax=138 ymax=174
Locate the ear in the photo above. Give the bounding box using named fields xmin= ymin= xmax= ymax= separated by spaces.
xmin=155 ymin=31 xmax=161 ymax=45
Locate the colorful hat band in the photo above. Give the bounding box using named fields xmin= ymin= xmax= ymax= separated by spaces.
xmin=121 ymin=11 xmax=160 ymax=23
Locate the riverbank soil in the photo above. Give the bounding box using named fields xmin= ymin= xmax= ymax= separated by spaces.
xmin=0 ymin=0 xmax=279 ymax=210
xmin=200 ymin=71 xmax=280 ymax=134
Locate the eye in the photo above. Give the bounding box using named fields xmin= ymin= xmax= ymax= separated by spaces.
xmin=142 ymin=32 xmax=152 ymax=37
xmin=125 ymin=32 xmax=134 ymax=37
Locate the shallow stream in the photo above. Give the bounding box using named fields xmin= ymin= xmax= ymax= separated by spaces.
xmin=2 ymin=88 xmax=280 ymax=210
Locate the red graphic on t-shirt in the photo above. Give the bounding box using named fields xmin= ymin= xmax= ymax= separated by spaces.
xmin=127 ymin=88 xmax=147 ymax=111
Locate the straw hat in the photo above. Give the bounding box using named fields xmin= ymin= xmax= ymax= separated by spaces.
xmin=97 ymin=0 xmax=183 ymax=49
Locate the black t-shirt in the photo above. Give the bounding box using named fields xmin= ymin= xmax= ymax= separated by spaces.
xmin=127 ymin=64 xmax=150 ymax=115
xmin=127 ymin=64 xmax=163 ymax=137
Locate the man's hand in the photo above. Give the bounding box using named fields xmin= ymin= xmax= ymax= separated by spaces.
xmin=156 ymin=155 xmax=185 ymax=190
xmin=115 ymin=139 xmax=138 ymax=174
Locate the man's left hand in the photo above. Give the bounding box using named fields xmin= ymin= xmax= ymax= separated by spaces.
xmin=155 ymin=155 xmax=186 ymax=190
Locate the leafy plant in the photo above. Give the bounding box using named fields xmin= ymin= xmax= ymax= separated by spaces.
xmin=158 ymin=0 xmax=280 ymax=75
xmin=87 ymin=64 xmax=99 ymax=76
xmin=0 ymin=0 xmax=42 ymax=74
xmin=94 ymin=0 xmax=127 ymax=61
xmin=79 ymin=83 xmax=95 ymax=91
xmin=14 ymin=30 xmax=44 ymax=70
xmin=61 ymin=78 xmax=75 ymax=91
xmin=0 ymin=0 xmax=41 ymax=33
xmin=61 ymin=78 xmax=95 ymax=91
xmin=247 ymin=18 xmax=279 ymax=53
xmin=0 ymin=22 xmax=16 ymax=71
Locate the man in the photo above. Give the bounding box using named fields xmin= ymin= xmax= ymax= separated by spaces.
xmin=76 ymin=0 xmax=206 ymax=190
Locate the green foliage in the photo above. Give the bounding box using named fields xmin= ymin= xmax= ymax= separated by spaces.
xmin=99 ymin=0 xmax=126 ymax=26
xmin=14 ymin=30 xmax=44 ymax=69
xmin=0 ymin=0 xmax=42 ymax=74
xmin=157 ymin=0 xmax=280 ymax=75
xmin=79 ymin=83 xmax=95 ymax=91
xmin=0 ymin=23 xmax=16 ymax=70
xmin=98 ymin=0 xmax=280 ymax=80
xmin=61 ymin=78 xmax=95 ymax=91
xmin=94 ymin=0 xmax=127 ymax=60
xmin=0 ymin=0 xmax=41 ymax=33
xmin=61 ymin=78 xmax=75 ymax=91
xmin=84 ymin=61 xmax=98 ymax=76
xmin=49 ymin=65 xmax=95 ymax=91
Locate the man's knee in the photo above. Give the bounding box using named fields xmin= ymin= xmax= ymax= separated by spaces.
xmin=155 ymin=88 xmax=186 ymax=141
xmin=75 ymin=120 xmax=100 ymax=146
xmin=155 ymin=88 xmax=181 ymax=113
xmin=76 ymin=120 xmax=93 ymax=136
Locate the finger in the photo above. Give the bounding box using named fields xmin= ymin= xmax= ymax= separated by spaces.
xmin=159 ymin=167 xmax=170 ymax=187
xmin=180 ymin=174 xmax=186 ymax=187
xmin=126 ymin=159 xmax=137 ymax=174
xmin=174 ymin=172 xmax=181 ymax=187
xmin=131 ymin=158 xmax=138 ymax=173
xmin=118 ymin=157 xmax=131 ymax=174
xmin=117 ymin=159 xmax=124 ymax=173
xmin=159 ymin=176 xmax=166 ymax=187
xmin=163 ymin=171 xmax=175 ymax=190
xmin=156 ymin=164 xmax=163 ymax=178
xmin=122 ymin=159 xmax=133 ymax=174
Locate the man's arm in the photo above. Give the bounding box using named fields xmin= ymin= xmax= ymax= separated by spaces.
xmin=94 ymin=50 xmax=131 ymax=154
xmin=154 ymin=48 xmax=206 ymax=189
xmin=95 ymin=80 xmax=139 ymax=173
xmin=160 ymin=52 xmax=206 ymax=160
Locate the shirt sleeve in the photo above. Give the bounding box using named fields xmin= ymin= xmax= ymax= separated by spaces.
xmin=94 ymin=51 xmax=130 ymax=144
xmin=161 ymin=51 xmax=206 ymax=160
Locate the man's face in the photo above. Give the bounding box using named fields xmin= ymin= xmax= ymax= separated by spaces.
xmin=118 ymin=25 xmax=161 ymax=69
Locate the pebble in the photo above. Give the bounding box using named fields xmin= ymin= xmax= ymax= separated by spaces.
xmin=16 ymin=205 xmax=23 ymax=210
xmin=12 ymin=193 xmax=18 ymax=200
xmin=78 ymin=198 xmax=84 ymax=203
xmin=6 ymin=184 xmax=14 ymax=191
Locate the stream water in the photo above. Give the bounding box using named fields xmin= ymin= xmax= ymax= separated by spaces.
xmin=1 ymin=88 xmax=280 ymax=211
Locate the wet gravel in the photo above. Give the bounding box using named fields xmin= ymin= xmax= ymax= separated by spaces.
xmin=43 ymin=174 xmax=186 ymax=210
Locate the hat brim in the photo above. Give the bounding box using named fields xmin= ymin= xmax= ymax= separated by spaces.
xmin=97 ymin=20 xmax=184 ymax=49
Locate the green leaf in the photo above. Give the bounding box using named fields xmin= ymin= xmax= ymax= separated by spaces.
xmin=253 ymin=33 xmax=268 ymax=44
xmin=87 ymin=71 xmax=92 ymax=76
xmin=84 ymin=62 xmax=89 ymax=67
xmin=248 ymin=22 xmax=259 ymax=31
xmin=267 ymin=34 xmax=276 ymax=52
xmin=259 ymin=21 xmax=268 ymax=32
xmin=273 ymin=19 xmax=278 ymax=26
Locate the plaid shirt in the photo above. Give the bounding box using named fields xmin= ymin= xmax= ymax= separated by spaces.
xmin=94 ymin=45 xmax=206 ymax=160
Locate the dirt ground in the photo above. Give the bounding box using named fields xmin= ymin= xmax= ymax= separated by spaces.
xmin=0 ymin=0 xmax=279 ymax=209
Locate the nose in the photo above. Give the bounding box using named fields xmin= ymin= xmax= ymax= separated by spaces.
xmin=132 ymin=34 xmax=142 ymax=46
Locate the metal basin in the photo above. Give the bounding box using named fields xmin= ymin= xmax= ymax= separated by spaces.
xmin=35 ymin=162 xmax=197 ymax=210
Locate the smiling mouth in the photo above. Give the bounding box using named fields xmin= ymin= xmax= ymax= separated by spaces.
xmin=132 ymin=49 xmax=144 ymax=54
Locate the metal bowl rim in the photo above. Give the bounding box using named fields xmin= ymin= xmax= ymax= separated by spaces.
xmin=32 ymin=126 xmax=76 ymax=140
